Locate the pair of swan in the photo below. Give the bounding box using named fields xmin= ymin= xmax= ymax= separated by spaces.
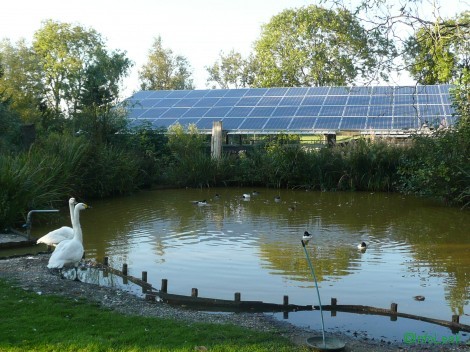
xmin=37 ymin=198 xmax=89 ymax=275
xmin=47 ymin=202 xmax=89 ymax=272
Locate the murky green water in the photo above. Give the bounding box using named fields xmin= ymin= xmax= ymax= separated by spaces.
xmin=8 ymin=188 xmax=470 ymax=342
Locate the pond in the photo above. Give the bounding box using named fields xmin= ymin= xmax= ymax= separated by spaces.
xmin=14 ymin=188 xmax=470 ymax=342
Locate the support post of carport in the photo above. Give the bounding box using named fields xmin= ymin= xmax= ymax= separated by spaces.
xmin=211 ymin=121 xmax=223 ymax=159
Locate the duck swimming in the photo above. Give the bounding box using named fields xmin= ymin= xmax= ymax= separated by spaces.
xmin=192 ymin=200 xmax=207 ymax=206
xmin=303 ymin=231 xmax=313 ymax=240
xmin=357 ymin=242 xmax=367 ymax=249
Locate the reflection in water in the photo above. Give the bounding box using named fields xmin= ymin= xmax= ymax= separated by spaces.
xmin=23 ymin=188 xmax=470 ymax=339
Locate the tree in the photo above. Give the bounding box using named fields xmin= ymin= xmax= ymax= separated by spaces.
xmin=77 ymin=48 xmax=132 ymax=143
xmin=139 ymin=36 xmax=194 ymax=90
xmin=251 ymin=5 xmax=394 ymax=87
xmin=33 ymin=20 xmax=107 ymax=121
xmin=404 ymin=12 xmax=470 ymax=84
xmin=0 ymin=39 xmax=44 ymax=125
xmin=205 ymin=50 xmax=253 ymax=89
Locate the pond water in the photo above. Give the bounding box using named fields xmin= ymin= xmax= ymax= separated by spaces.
xmin=13 ymin=188 xmax=470 ymax=342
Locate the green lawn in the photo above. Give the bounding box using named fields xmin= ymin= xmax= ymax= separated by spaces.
xmin=0 ymin=279 xmax=308 ymax=352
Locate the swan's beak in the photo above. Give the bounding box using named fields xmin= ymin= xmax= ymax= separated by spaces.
xmin=83 ymin=204 xmax=92 ymax=209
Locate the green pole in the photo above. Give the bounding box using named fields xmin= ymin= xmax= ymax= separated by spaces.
xmin=301 ymin=239 xmax=326 ymax=347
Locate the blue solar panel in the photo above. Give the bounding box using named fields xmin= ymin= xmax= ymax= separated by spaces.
xmin=244 ymin=88 xmax=268 ymax=96
xmin=125 ymin=85 xmax=455 ymax=133
xmin=289 ymin=117 xmax=317 ymax=129
xmin=301 ymin=96 xmax=326 ymax=105
xmin=205 ymin=89 xmax=230 ymax=97
xmin=272 ymin=106 xmax=298 ymax=117
xmin=369 ymin=105 xmax=393 ymax=117
xmin=224 ymin=89 xmax=249 ymax=97
xmin=182 ymin=107 xmax=210 ymax=118
xmin=347 ymin=96 xmax=371 ymax=105
xmin=315 ymin=117 xmax=342 ymax=129
xmin=161 ymin=108 xmax=189 ymax=118
xmin=280 ymin=96 xmax=304 ymax=106
xmin=154 ymin=99 xmax=180 ymax=107
xmin=226 ymin=107 xmax=252 ymax=117
xmin=344 ymin=106 xmax=369 ymax=116
xmin=394 ymin=116 xmax=419 ymax=129
xmin=370 ymin=95 xmax=393 ymax=105
xmin=319 ymin=106 xmax=344 ymax=116
xmin=194 ymin=97 xmax=220 ymax=107
xmin=340 ymin=117 xmax=367 ymax=129
xmin=307 ymin=87 xmax=329 ymax=95
xmin=127 ymin=108 xmax=145 ymax=118
xmin=394 ymin=105 xmax=417 ymax=116
xmin=367 ymin=116 xmax=392 ymax=129
xmin=419 ymin=105 xmax=443 ymax=116
xmin=259 ymin=97 xmax=282 ymax=106
xmin=236 ymin=97 xmax=261 ymax=106
xmin=140 ymin=108 xmax=169 ymax=118
xmin=148 ymin=91 xmax=171 ymax=98
xmin=216 ymin=97 xmax=241 ymax=106
xmin=296 ymin=106 xmax=321 ymax=117
xmin=196 ymin=118 xmax=221 ymax=129
xmin=221 ymin=118 xmax=244 ymax=129
xmin=263 ymin=117 xmax=292 ymax=129
xmin=418 ymin=94 xmax=441 ymax=104
xmin=177 ymin=118 xmax=201 ymax=127
xmin=324 ymin=95 xmax=348 ymax=105
xmin=249 ymin=107 xmax=275 ymax=117
xmin=173 ymin=98 xmax=200 ymax=107
xmin=166 ymin=90 xmax=190 ymax=98
xmin=239 ymin=118 xmax=268 ymax=129
xmin=264 ymin=87 xmax=289 ymax=96
xmin=394 ymin=95 xmax=417 ymax=104
xmin=185 ymin=90 xmax=209 ymax=98
xmin=286 ymin=87 xmax=309 ymax=96
xmin=204 ymin=106 xmax=232 ymax=117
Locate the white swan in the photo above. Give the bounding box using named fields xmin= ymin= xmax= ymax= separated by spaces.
xmin=37 ymin=198 xmax=76 ymax=247
xmin=47 ymin=203 xmax=88 ymax=275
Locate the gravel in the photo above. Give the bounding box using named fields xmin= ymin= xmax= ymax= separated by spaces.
xmin=0 ymin=254 xmax=468 ymax=352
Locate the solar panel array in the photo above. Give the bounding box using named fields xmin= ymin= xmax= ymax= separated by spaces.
xmin=124 ymin=85 xmax=456 ymax=134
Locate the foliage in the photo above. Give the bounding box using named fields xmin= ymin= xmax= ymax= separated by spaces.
xmin=139 ymin=36 xmax=194 ymax=90
xmin=205 ymin=50 xmax=253 ymax=89
xmin=398 ymin=127 xmax=470 ymax=208
xmin=404 ymin=12 xmax=470 ymax=84
xmin=0 ymin=38 xmax=44 ymax=125
xmin=0 ymin=93 xmax=22 ymax=152
xmin=252 ymin=5 xmax=394 ymax=87
xmin=0 ymin=134 xmax=88 ymax=228
xmin=0 ymin=279 xmax=303 ymax=352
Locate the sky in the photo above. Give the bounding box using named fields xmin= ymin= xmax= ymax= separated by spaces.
xmin=1 ymin=0 xmax=467 ymax=98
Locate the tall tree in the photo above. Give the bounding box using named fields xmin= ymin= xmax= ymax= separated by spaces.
xmin=139 ymin=36 xmax=194 ymax=90
xmin=404 ymin=12 xmax=470 ymax=84
xmin=252 ymin=5 xmax=394 ymax=87
xmin=33 ymin=20 xmax=106 ymax=121
xmin=77 ymin=47 xmax=132 ymax=143
xmin=0 ymin=39 xmax=44 ymax=125
xmin=205 ymin=50 xmax=253 ymax=89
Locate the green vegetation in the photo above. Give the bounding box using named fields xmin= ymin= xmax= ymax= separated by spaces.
xmin=0 ymin=279 xmax=303 ymax=352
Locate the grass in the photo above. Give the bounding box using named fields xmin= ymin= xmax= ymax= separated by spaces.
xmin=0 ymin=279 xmax=308 ymax=352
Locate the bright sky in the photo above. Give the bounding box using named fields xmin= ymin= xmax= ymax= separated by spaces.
xmin=1 ymin=0 xmax=467 ymax=98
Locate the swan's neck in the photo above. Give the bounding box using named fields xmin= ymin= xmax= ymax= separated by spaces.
xmin=72 ymin=207 xmax=83 ymax=243
xmin=69 ymin=202 xmax=76 ymax=228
